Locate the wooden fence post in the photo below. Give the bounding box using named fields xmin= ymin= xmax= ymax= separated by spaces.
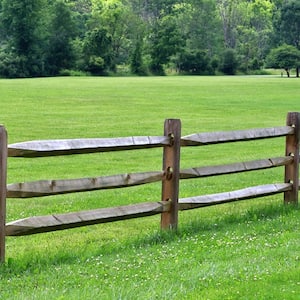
xmin=284 ymin=112 xmax=300 ymax=205
xmin=161 ymin=119 xmax=181 ymax=230
xmin=0 ymin=126 xmax=7 ymax=263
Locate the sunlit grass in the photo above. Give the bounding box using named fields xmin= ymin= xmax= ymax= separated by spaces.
xmin=0 ymin=76 xmax=299 ymax=299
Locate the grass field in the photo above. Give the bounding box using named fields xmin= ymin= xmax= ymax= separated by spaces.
xmin=0 ymin=75 xmax=299 ymax=299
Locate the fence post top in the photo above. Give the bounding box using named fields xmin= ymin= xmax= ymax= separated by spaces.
xmin=164 ymin=119 xmax=181 ymax=125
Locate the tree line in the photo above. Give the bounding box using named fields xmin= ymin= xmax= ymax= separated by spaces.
xmin=0 ymin=0 xmax=299 ymax=78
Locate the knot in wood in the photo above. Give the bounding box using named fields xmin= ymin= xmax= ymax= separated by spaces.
xmin=166 ymin=167 xmax=173 ymax=180
xmin=168 ymin=133 xmax=174 ymax=146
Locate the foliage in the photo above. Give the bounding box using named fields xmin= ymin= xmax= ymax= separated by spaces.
xmin=88 ymin=0 xmax=133 ymax=72
xmin=266 ymin=44 xmax=300 ymax=77
xmin=0 ymin=0 xmax=299 ymax=77
xmin=130 ymin=39 xmax=147 ymax=75
xmin=148 ymin=14 xmax=185 ymax=75
xmin=279 ymin=0 xmax=300 ymax=49
xmin=59 ymin=69 xmax=90 ymax=76
xmin=177 ymin=50 xmax=213 ymax=75
xmin=0 ymin=0 xmax=47 ymax=77
xmin=236 ymin=0 xmax=275 ymax=71
xmin=83 ymin=28 xmax=112 ymax=74
xmin=45 ymin=1 xmax=77 ymax=75
xmin=220 ymin=48 xmax=239 ymax=75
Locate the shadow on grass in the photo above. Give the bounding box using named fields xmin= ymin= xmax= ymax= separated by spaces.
xmin=129 ymin=200 xmax=298 ymax=247
xmin=1 ymin=200 xmax=298 ymax=275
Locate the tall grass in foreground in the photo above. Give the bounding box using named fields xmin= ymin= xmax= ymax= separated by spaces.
xmin=0 ymin=76 xmax=299 ymax=299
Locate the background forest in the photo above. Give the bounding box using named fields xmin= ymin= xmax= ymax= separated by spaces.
xmin=0 ymin=0 xmax=299 ymax=78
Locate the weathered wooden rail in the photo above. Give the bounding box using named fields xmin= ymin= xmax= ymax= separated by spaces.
xmin=0 ymin=113 xmax=299 ymax=262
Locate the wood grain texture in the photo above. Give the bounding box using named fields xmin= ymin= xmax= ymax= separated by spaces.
xmin=6 ymin=201 xmax=171 ymax=236
xmin=180 ymin=156 xmax=292 ymax=179
xmin=7 ymin=171 xmax=164 ymax=198
xmin=7 ymin=157 xmax=291 ymax=199
xmin=7 ymin=126 xmax=293 ymax=157
xmin=8 ymin=136 xmax=170 ymax=157
xmin=178 ymin=183 xmax=292 ymax=210
xmin=0 ymin=126 xmax=7 ymax=262
xmin=284 ymin=112 xmax=300 ymax=204
xmin=161 ymin=119 xmax=181 ymax=229
xmin=181 ymin=126 xmax=294 ymax=146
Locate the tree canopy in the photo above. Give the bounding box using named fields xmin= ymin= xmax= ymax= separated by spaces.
xmin=266 ymin=44 xmax=300 ymax=77
xmin=0 ymin=0 xmax=298 ymax=77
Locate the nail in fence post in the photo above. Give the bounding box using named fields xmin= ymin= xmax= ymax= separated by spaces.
xmin=0 ymin=126 xmax=7 ymax=263
xmin=161 ymin=119 xmax=181 ymax=230
xmin=284 ymin=112 xmax=300 ymax=205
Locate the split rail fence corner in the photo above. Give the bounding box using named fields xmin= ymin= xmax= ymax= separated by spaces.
xmin=0 ymin=112 xmax=299 ymax=263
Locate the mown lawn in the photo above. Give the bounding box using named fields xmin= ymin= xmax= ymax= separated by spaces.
xmin=0 ymin=75 xmax=299 ymax=299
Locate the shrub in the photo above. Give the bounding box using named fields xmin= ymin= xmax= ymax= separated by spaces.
xmin=59 ymin=69 xmax=90 ymax=76
xmin=177 ymin=51 xmax=213 ymax=75
xmin=220 ymin=49 xmax=239 ymax=75
xmin=85 ymin=56 xmax=106 ymax=75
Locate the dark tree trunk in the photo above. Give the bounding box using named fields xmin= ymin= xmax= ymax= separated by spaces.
xmin=285 ymin=68 xmax=290 ymax=77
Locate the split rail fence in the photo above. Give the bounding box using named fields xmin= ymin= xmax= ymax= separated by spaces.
xmin=0 ymin=112 xmax=299 ymax=262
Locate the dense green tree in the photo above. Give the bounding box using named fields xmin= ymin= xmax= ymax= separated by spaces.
xmin=0 ymin=0 xmax=47 ymax=77
xmin=141 ymin=0 xmax=179 ymax=19
xmin=148 ymin=15 xmax=185 ymax=74
xmin=0 ymin=0 xmax=297 ymax=77
xmin=183 ymin=0 xmax=222 ymax=57
xmin=220 ymin=48 xmax=239 ymax=75
xmin=127 ymin=2 xmax=147 ymax=75
xmin=237 ymin=0 xmax=275 ymax=71
xmin=87 ymin=0 xmax=133 ymax=72
xmin=266 ymin=44 xmax=300 ymax=77
xmin=83 ymin=27 xmax=113 ymax=74
xmin=130 ymin=38 xmax=147 ymax=75
xmin=68 ymin=0 xmax=92 ymax=38
xmin=216 ymin=0 xmax=274 ymax=72
xmin=46 ymin=1 xmax=77 ymax=75
xmin=279 ymin=0 xmax=300 ymax=49
xmin=177 ymin=50 xmax=213 ymax=75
